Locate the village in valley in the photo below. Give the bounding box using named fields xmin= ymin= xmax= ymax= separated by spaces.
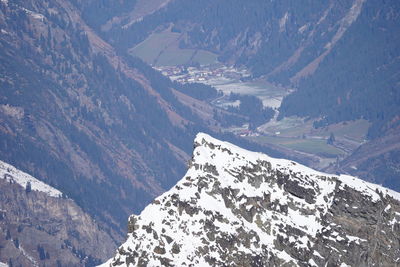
xmin=154 ymin=64 xmax=252 ymax=84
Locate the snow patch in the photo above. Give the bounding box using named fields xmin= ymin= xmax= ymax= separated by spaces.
xmin=313 ymin=250 xmax=323 ymax=259
xmin=19 ymin=245 xmax=39 ymax=267
xmin=384 ymin=204 xmax=391 ymax=212
xmin=298 ymin=24 xmax=308 ymax=34
xmin=309 ymin=258 xmax=318 ymax=267
xmin=279 ymin=12 xmax=289 ymax=32
xmin=21 ymin=7 xmax=45 ymax=21
xmin=347 ymin=235 xmax=366 ymax=245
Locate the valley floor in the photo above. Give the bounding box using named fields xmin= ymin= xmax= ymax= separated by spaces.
xmin=155 ymin=63 xmax=370 ymax=171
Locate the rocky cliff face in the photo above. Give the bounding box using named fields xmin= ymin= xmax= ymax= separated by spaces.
xmin=0 ymin=161 xmax=118 ymax=266
xmin=102 ymin=133 xmax=400 ymax=267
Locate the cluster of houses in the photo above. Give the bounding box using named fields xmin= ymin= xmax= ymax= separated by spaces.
xmin=154 ymin=65 xmax=250 ymax=84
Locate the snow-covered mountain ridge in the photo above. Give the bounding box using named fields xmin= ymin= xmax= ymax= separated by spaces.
xmin=0 ymin=160 xmax=62 ymax=197
xmin=102 ymin=133 xmax=400 ymax=266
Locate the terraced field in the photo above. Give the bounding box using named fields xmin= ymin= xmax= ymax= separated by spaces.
xmin=248 ymin=135 xmax=345 ymax=158
xmin=129 ymin=30 xmax=218 ymax=66
xmin=250 ymin=118 xmax=371 ymax=160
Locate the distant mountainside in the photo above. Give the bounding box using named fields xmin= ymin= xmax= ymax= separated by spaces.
xmin=102 ymin=134 xmax=400 ymax=266
xmin=103 ymin=0 xmax=400 ymax=138
xmin=69 ymin=0 xmax=171 ymax=33
xmin=0 ymin=160 xmax=118 ymax=266
xmin=279 ymin=0 xmax=400 ymax=139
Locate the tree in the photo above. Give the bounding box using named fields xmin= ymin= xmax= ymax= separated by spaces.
xmin=327 ymin=132 xmax=336 ymax=145
xmin=38 ymin=245 xmax=46 ymax=260
xmin=6 ymin=229 xmax=11 ymax=240
xmin=25 ymin=181 xmax=32 ymax=193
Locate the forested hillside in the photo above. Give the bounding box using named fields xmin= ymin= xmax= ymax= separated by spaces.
xmin=0 ymin=0 xmax=204 ymax=235
xmin=279 ymin=0 xmax=400 ymax=139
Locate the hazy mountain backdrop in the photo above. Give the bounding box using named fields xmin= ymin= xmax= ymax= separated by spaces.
xmin=0 ymin=0 xmax=399 ymax=265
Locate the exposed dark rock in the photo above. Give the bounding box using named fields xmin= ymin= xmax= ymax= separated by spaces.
xmin=153 ymin=246 xmax=166 ymax=255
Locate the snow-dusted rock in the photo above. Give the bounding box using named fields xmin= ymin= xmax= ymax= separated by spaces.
xmin=101 ymin=133 xmax=400 ymax=267
xmin=0 ymin=160 xmax=62 ymax=197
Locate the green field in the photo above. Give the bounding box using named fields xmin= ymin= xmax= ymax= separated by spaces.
xmin=129 ymin=31 xmax=218 ymax=66
xmin=247 ymin=136 xmax=345 ymax=158
xmin=259 ymin=118 xmax=370 ymax=142
xmin=249 ymin=118 xmax=371 ymax=159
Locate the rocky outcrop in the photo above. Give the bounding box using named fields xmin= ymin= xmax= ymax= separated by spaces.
xmin=0 ymin=162 xmax=119 ymax=267
xmin=102 ymin=133 xmax=400 ymax=266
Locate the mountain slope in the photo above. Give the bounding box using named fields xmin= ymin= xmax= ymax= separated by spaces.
xmin=105 ymin=0 xmax=370 ymax=83
xmin=102 ymin=133 xmax=400 ymax=267
xmin=278 ymin=0 xmax=400 ymax=138
xmin=103 ymin=0 xmax=400 ymax=139
xmin=0 ymin=0 xmax=207 ymax=234
xmin=0 ymin=160 xmax=118 ymax=266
